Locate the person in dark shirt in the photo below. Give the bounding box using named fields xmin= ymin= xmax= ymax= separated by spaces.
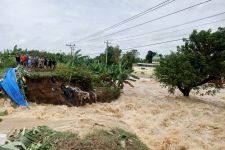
xmin=48 ymin=59 xmax=52 ymax=69
xmin=34 ymin=56 xmax=39 ymax=68
xmin=44 ymin=57 xmax=47 ymax=68
xmin=16 ymin=55 xmax=20 ymax=66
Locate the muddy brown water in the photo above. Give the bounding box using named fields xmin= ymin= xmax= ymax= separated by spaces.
xmin=0 ymin=78 xmax=225 ymax=150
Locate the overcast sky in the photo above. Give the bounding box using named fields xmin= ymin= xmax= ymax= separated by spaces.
xmin=0 ymin=0 xmax=225 ymax=58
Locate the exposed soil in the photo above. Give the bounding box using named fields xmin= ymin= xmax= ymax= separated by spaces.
xmin=0 ymin=78 xmax=225 ymax=150
xmin=26 ymin=77 xmax=119 ymax=106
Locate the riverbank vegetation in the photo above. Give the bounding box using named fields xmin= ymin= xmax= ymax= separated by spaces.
xmin=0 ymin=126 xmax=149 ymax=150
xmin=155 ymin=27 xmax=225 ymax=96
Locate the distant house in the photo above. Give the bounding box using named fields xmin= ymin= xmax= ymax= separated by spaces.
xmin=152 ymin=54 xmax=161 ymax=63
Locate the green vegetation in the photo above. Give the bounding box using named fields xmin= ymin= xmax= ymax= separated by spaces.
xmin=155 ymin=27 xmax=225 ymax=96
xmin=145 ymin=50 xmax=156 ymax=63
xmin=121 ymin=49 xmax=140 ymax=69
xmin=89 ymin=63 xmax=138 ymax=89
xmin=0 ymin=45 xmax=139 ymax=106
xmin=94 ymin=46 xmax=121 ymax=65
xmin=0 ymin=126 xmax=149 ymax=150
xmin=0 ymin=68 xmax=7 ymax=78
xmin=0 ymin=111 xmax=7 ymax=116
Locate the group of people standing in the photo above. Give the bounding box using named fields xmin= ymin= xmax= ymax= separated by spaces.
xmin=16 ymin=54 xmax=57 ymax=69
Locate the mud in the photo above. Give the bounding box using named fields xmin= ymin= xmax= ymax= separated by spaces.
xmin=0 ymin=78 xmax=225 ymax=150
xmin=26 ymin=77 xmax=117 ymax=106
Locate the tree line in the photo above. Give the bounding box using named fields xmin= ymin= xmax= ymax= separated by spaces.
xmin=0 ymin=45 xmax=160 ymax=70
xmin=1 ymin=27 xmax=224 ymax=97
xmin=94 ymin=46 xmax=161 ymax=69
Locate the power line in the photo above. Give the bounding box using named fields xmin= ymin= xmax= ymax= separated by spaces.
xmin=123 ymin=38 xmax=183 ymax=50
xmin=81 ymin=17 xmax=223 ymax=55
xmin=77 ymin=16 xmax=225 ymax=51
xmin=87 ymin=0 xmax=176 ymax=37
xmin=118 ymin=33 xmax=189 ymax=46
xmin=112 ymin=17 xmax=225 ymax=42
xmin=77 ymin=16 xmax=225 ymax=49
xmin=82 ymin=38 xmax=184 ymax=55
xmin=87 ymin=0 xmax=212 ymax=41
xmin=82 ymin=44 xmax=178 ymax=56
xmin=71 ymin=0 xmax=176 ymax=43
xmin=112 ymin=12 xmax=225 ymax=41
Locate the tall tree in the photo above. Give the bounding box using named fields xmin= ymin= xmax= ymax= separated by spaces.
xmin=122 ymin=49 xmax=140 ymax=69
xmin=159 ymin=54 xmax=163 ymax=59
xmin=107 ymin=46 xmax=121 ymax=65
xmin=155 ymin=28 xmax=225 ymax=96
xmin=145 ymin=50 xmax=156 ymax=63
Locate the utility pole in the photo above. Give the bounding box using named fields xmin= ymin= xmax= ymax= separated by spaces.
xmin=66 ymin=43 xmax=76 ymax=56
xmin=66 ymin=43 xmax=76 ymax=85
xmin=104 ymin=40 xmax=111 ymax=65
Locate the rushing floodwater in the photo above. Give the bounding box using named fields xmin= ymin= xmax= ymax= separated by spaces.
xmin=0 ymin=78 xmax=225 ymax=149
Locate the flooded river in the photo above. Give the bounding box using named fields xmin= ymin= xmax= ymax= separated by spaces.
xmin=0 ymin=78 xmax=225 ymax=149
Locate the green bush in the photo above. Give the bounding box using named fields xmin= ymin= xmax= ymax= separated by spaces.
xmin=103 ymin=87 xmax=121 ymax=100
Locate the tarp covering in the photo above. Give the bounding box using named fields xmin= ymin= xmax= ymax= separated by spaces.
xmin=0 ymin=68 xmax=28 ymax=106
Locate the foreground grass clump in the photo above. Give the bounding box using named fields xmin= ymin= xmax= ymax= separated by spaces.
xmin=0 ymin=126 xmax=149 ymax=150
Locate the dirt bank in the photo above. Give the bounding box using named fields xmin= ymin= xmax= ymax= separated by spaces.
xmin=1 ymin=78 xmax=225 ymax=150
xmin=26 ymin=77 xmax=119 ymax=106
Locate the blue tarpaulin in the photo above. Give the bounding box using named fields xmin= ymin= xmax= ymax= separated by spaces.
xmin=0 ymin=68 xmax=28 ymax=106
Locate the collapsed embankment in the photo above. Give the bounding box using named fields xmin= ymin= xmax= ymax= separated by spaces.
xmin=26 ymin=77 xmax=120 ymax=106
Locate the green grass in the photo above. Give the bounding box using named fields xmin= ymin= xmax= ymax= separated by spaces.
xmin=53 ymin=128 xmax=149 ymax=150
xmin=73 ymin=128 xmax=149 ymax=150
xmin=26 ymin=63 xmax=93 ymax=80
xmin=21 ymin=63 xmax=94 ymax=91
xmin=1 ymin=126 xmax=149 ymax=150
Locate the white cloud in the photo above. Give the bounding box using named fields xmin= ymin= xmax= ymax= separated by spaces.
xmin=0 ymin=0 xmax=224 ymax=57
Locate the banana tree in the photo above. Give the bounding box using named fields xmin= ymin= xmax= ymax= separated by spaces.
xmin=67 ymin=50 xmax=88 ymax=68
xmin=110 ymin=63 xmax=138 ymax=88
